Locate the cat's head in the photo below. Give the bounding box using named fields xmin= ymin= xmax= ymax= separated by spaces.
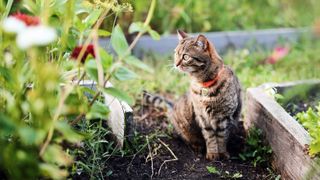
xmin=174 ymin=30 xmax=222 ymax=75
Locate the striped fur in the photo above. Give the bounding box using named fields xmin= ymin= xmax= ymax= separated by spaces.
xmin=145 ymin=31 xmax=242 ymax=160
xmin=174 ymin=31 xmax=242 ymax=160
xmin=142 ymin=91 xmax=173 ymax=111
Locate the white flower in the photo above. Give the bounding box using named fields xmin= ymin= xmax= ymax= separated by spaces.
xmin=16 ymin=25 xmax=57 ymax=49
xmin=2 ymin=16 xmax=26 ymax=33
xmin=2 ymin=14 xmax=57 ymax=49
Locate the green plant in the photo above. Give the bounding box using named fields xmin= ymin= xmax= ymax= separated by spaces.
xmin=206 ymin=166 xmax=219 ymax=175
xmin=296 ymin=103 xmax=320 ymax=156
xmin=231 ymin=172 xmax=243 ymax=179
xmin=0 ymin=0 xmax=158 ymax=179
xmin=206 ymin=166 xmax=244 ymax=179
xmin=116 ymin=36 xmax=320 ymax=99
xmin=126 ymin=0 xmax=319 ymax=34
xmin=239 ymin=128 xmax=272 ymax=167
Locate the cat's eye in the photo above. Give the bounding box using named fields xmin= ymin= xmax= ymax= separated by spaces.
xmin=183 ymin=54 xmax=190 ymax=61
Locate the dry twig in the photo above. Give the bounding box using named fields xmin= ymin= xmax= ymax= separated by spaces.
xmin=146 ymin=136 xmax=154 ymax=179
xmin=157 ymin=138 xmax=178 ymax=176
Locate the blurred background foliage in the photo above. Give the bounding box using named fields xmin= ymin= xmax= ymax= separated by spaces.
xmin=117 ymin=0 xmax=319 ymax=34
xmin=0 ymin=0 xmax=156 ymax=179
xmin=1 ymin=0 xmax=320 ymax=179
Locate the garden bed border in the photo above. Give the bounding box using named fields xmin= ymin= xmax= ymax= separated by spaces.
xmin=245 ymin=80 xmax=320 ymax=180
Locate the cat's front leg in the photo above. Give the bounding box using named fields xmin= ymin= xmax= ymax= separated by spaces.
xmin=215 ymin=118 xmax=230 ymax=159
xmin=202 ymin=119 xmax=230 ymax=160
xmin=202 ymin=129 xmax=219 ymax=160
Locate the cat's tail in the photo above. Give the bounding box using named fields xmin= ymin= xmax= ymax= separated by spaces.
xmin=142 ymin=90 xmax=174 ymax=111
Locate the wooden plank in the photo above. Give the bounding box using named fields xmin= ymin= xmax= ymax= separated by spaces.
xmin=245 ymin=85 xmax=319 ymax=180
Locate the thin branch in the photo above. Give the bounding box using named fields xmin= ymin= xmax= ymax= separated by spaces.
xmin=39 ymin=85 xmax=74 ymax=156
xmin=146 ymin=136 xmax=154 ymax=179
xmin=92 ymin=29 xmax=104 ymax=86
xmin=157 ymin=138 xmax=178 ymax=176
xmin=2 ymin=0 xmax=13 ymax=20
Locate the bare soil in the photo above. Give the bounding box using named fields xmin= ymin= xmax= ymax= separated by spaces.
xmin=279 ymin=84 xmax=320 ymax=116
xmin=106 ymin=102 xmax=275 ymax=180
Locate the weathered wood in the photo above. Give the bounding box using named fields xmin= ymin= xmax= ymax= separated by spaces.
xmin=245 ymin=80 xmax=320 ymax=180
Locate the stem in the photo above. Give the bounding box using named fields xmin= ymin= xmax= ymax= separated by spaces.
xmin=2 ymin=0 xmax=13 ymax=20
xmin=75 ymin=9 xmax=110 ymax=65
xmin=124 ymin=0 xmax=156 ymax=58
xmin=41 ymin=0 xmax=50 ymax=25
xmin=70 ymin=0 xmax=156 ymax=126
xmin=39 ymin=85 xmax=74 ymax=156
xmin=92 ymin=30 xmax=104 ymax=86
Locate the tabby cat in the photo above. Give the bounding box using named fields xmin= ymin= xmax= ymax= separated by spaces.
xmin=144 ymin=30 xmax=242 ymax=160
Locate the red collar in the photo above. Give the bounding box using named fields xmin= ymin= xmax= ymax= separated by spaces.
xmin=201 ymin=65 xmax=225 ymax=88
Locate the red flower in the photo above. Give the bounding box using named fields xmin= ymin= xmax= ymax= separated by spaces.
xmin=71 ymin=44 xmax=96 ymax=63
xmin=12 ymin=13 xmax=40 ymax=26
xmin=266 ymin=46 xmax=290 ymax=64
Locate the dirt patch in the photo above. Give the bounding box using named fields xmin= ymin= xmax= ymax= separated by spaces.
xmin=106 ymin=103 xmax=275 ymax=180
xmin=279 ymin=84 xmax=320 ymax=116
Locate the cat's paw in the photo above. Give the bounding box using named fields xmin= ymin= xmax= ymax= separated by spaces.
xmin=206 ymin=152 xmax=230 ymax=160
xmin=205 ymin=152 xmax=220 ymax=160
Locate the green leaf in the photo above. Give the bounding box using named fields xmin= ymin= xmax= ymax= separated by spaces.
xmin=275 ymin=175 xmax=281 ymax=180
xmin=124 ymin=56 xmax=153 ymax=73
xmin=102 ymin=87 xmax=134 ymax=105
xmin=84 ymin=53 xmax=112 ymax=84
xmin=148 ymin=29 xmax=161 ymax=40
xmin=106 ymin=170 xmax=113 ymax=176
xmin=0 ymin=67 xmax=12 ymax=81
xmin=0 ymin=113 xmax=15 ymax=134
xmin=43 ymin=144 xmax=73 ymax=166
xmin=79 ymin=86 xmax=96 ymax=97
xmin=18 ymin=126 xmax=38 ymax=145
xmin=129 ymin=22 xmax=147 ymax=33
xmin=232 ymin=172 xmax=243 ymax=178
xmin=83 ymin=9 xmax=102 ymax=28
xmin=85 ymin=59 xmax=98 ymax=82
xmin=98 ymin=29 xmax=111 ymax=37
xmin=239 ymin=153 xmax=246 ymax=161
xmin=39 ymin=163 xmax=68 ymax=180
xmin=111 ymin=25 xmax=129 ymax=56
xmin=55 ymin=121 xmax=83 ymax=142
xmin=114 ymin=66 xmax=138 ymax=81
xmin=74 ymin=16 xmax=86 ymax=32
xmin=86 ymin=101 xmax=109 ymax=120
xmin=67 ymin=33 xmax=77 ymax=48
xmin=206 ymin=166 xmax=219 ymax=174
xmin=100 ymin=48 xmax=113 ymax=70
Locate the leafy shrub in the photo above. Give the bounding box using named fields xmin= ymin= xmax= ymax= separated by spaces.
xmin=239 ymin=128 xmax=272 ymax=167
xmin=0 ymin=0 xmax=157 ymax=179
xmin=296 ymin=103 xmax=320 ymax=156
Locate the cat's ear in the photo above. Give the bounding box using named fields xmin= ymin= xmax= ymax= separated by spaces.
xmin=177 ymin=30 xmax=188 ymax=41
xmin=196 ymin=34 xmax=222 ymax=59
xmin=195 ymin=34 xmax=208 ymax=50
